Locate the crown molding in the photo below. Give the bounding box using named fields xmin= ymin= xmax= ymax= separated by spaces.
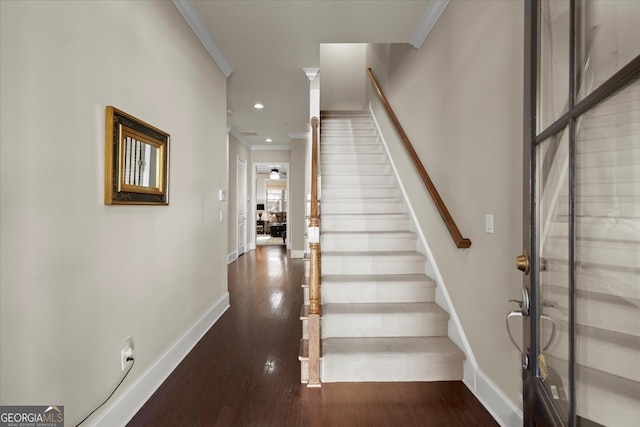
xmin=410 ymin=0 xmax=449 ymax=49
xmin=288 ymin=132 xmax=310 ymax=140
xmin=251 ymin=145 xmax=291 ymax=151
xmin=172 ymin=0 xmax=234 ymax=77
xmin=228 ymin=127 xmax=251 ymax=148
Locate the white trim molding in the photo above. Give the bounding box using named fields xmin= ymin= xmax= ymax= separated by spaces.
xmin=93 ymin=293 xmax=230 ymax=426
xmin=228 ymin=127 xmax=251 ymax=149
xmin=467 ymin=369 xmax=523 ymax=427
xmin=227 ymin=251 xmax=238 ymax=264
xmin=303 ymin=68 xmax=320 ymax=117
xmin=410 ymin=0 xmax=449 ymax=49
xmin=172 ymin=0 xmax=234 ymax=77
xmin=251 ymin=145 xmax=291 ymax=151
xmin=288 ymin=132 xmax=310 ymax=140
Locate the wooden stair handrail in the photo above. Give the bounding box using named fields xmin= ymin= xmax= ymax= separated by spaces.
xmin=366 ymin=68 xmax=471 ymax=249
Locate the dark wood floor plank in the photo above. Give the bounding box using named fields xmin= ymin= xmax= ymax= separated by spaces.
xmin=128 ymin=246 xmax=498 ymax=426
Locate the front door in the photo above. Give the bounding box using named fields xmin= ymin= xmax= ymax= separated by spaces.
xmin=522 ymin=1 xmax=640 ymax=426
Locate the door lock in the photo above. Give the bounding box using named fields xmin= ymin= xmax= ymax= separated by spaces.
xmin=517 ymin=249 xmax=530 ymax=275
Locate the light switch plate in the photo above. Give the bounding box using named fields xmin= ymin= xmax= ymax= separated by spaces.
xmin=485 ymin=214 xmax=494 ymax=233
xmin=219 ymin=189 xmax=226 ymax=201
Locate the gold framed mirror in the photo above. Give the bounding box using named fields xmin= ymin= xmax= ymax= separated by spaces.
xmin=105 ymin=107 xmax=169 ymax=205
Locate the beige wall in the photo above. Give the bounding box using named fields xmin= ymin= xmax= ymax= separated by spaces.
xmin=0 ymin=1 xmax=228 ymax=424
xmin=289 ymin=140 xmax=308 ymax=257
xmin=367 ymin=0 xmax=524 ymax=409
xmin=320 ymin=44 xmax=368 ymax=111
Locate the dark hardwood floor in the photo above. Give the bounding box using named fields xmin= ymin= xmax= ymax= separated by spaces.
xmin=129 ymin=246 xmax=498 ymax=426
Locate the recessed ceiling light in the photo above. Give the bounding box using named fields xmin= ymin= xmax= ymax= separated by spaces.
xmin=254 ymin=103 xmax=264 ymax=109
xmin=266 ymin=138 xmax=272 ymax=143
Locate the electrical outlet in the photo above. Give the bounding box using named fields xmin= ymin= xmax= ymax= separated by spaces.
xmin=120 ymin=337 xmax=134 ymax=370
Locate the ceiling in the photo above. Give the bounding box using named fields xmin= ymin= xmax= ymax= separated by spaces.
xmin=177 ymin=0 xmax=435 ymax=148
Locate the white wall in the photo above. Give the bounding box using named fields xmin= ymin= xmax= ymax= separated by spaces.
xmin=366 ymin=0 xmax=524 ymax=417
xmin=320 ymin=44 xmax=368 ymax=111
xmin=0 ymin=1 xmax=228 ymax=424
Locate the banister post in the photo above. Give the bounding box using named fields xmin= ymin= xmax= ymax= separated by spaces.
xmin=308 ymin=116 xmax=321 ymax=387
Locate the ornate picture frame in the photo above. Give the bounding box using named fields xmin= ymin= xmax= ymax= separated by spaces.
xmin=105 ymin=107 xmax=169 ymax=205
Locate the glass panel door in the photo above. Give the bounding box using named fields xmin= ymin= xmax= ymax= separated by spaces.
xmin=577 ymin=1 xmax=640 ymax=101
xmin=536 ymin=128 xmax=571 ymax=425
xmin=573 ymin=79 xmax=640 ymax=427
xmin=523 ymin=1 xmax=640 ymax=426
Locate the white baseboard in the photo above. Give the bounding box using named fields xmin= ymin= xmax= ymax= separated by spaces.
xmin=227 ymin=251 xmax=237 ymax=263
xmin=92 ymin=292 xmax=230 ymax=426
xmin=464 ymin=367 xmax=523 ymax=427
xmin=290 ymin=249 xmax=305 ymax=259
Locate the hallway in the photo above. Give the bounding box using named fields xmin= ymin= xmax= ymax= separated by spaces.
xmin=128 ymin=246 xmax=497 ymax=426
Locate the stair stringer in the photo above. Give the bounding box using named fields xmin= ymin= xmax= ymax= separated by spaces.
xmin=369 ymin=105 xmax=523 ymax=427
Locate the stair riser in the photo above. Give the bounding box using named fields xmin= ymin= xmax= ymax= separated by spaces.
xmin=322 ymin=129 xmax=378 ymax=137
xmin=321 ymin=153 xmax=388 ymax=163
xmin=322 ymin=313 xmax=448 ymax=338
xmin=320 ymin=235 xmax=416 ymax=252
xmin=322 ymin=259 xmax=425 ymax=275
xmin=299 ymin=359 xmax=309 ymax=383
xmin=321 ymin=201 xmax=404 ymax=215
xmin=322 ymin=217 xmax=410 ymax=232
xmin=321 ymin=145 xmax=383 ymax=154
xmin=321 ymin=121 xmax=375 ymax=128
xmin=321 ymin=136 xmax=380 ymax=144
xmin=322 ymin=355 xmax=462 ymax=382
xmin=322 ymin=163 xmax=391 ymax=174
xmin=322 ymin=187 xmax=400 ymax=199
xmin=322 ymin=282 xmax=435 ymax=304
xmin=322 ymin=175 xmax=396 ymax=186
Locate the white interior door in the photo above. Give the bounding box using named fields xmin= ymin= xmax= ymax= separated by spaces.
xmin=237 ymin=157 xmax=247 ymax=256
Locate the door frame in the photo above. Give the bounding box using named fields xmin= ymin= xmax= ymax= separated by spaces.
xmin=237 ymin=156 xmax=247 ymax=256
xmin=252 ymin=162 xmax=290 ymax=249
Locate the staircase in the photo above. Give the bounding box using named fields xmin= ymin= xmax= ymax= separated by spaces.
xmin=299 ymin=110 xmax=464 ymax=383
xmin=540 ymin=77 xmax=640 ymax=426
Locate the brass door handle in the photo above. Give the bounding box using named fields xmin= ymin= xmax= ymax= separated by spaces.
xmin=517 ymin=250 xmax=530 ymax=275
